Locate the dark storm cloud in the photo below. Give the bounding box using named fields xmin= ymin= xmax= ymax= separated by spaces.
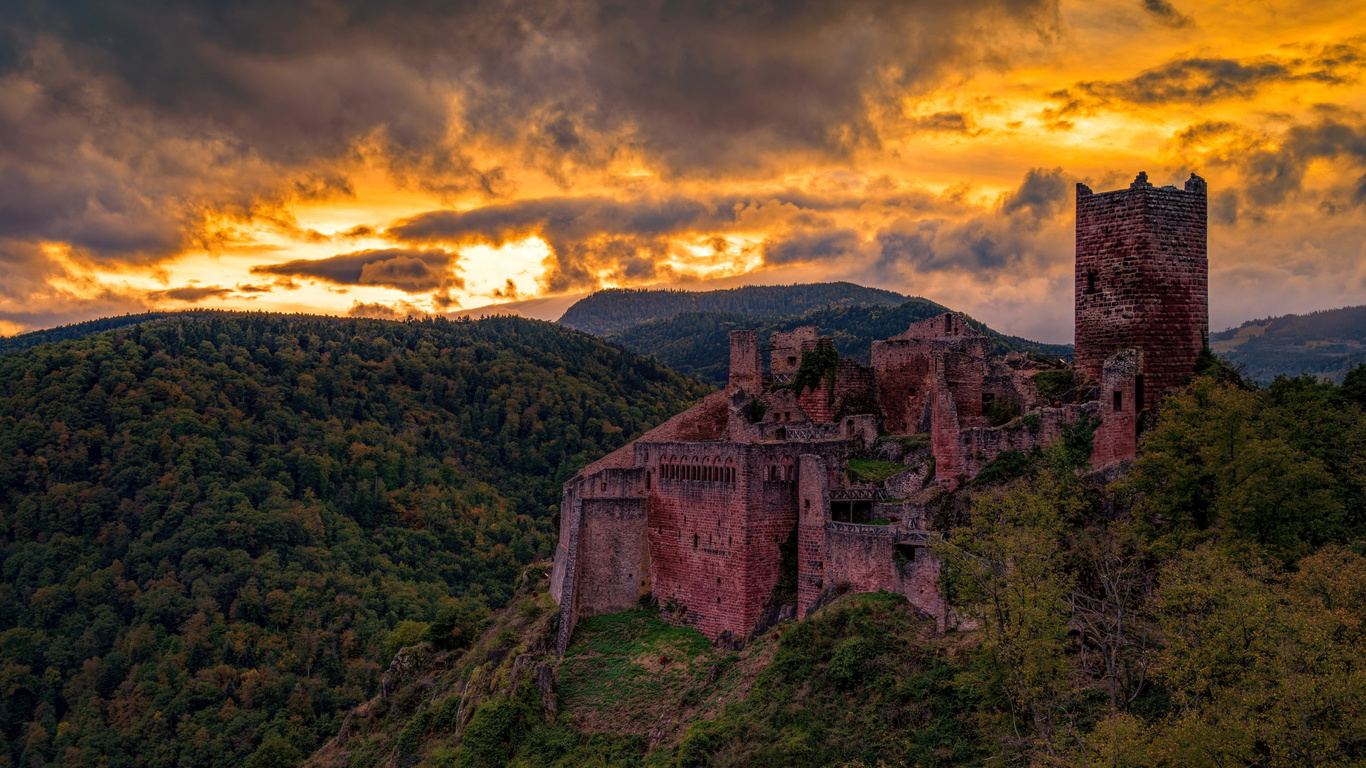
xmin=389 ymin=196 xmax=732 ymax=245
xmin=1140 ymin=0 xmax=1193 ymax=29
xmin=150 ymin=286 xmax=233 ymax=302
xmin=1047 ymin=42 xmax=1364 ymax=117
xmin=875 ymin=168 xmax=1073 ymax=275
xmin=1171 ymin=111 xmax=1366 ymax=216
xmin=390 ymin=188 xmax=958 ymax=292
xmin=761 ymin=228 xmax=865 ymax=265
xmin=903 ymin=112 xmax=977 ymax=134
xmin=0 ymin=0 xmax=1059 ymax=265
xmin=250 ymin=248 xmax=462 ymax=293
xmin=1001 ymin=167 xmax=1067 ymax=221
xmin=390 ymin=193 xmax=767 ymax=292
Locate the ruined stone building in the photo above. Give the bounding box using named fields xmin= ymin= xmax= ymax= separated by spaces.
xmin=550 ymin=172 xmax=1209 ymax=651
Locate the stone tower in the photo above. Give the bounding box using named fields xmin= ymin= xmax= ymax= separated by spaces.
xmin=1075 ymin=172 xmax=1208 ymax=408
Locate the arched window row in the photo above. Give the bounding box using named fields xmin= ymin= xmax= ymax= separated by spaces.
xmin=764 ymin=455 xmax=796 ymax=483
xmin=659 ymin=457 xmax=737 ymax=484
xmin=764 ymin=465 xmax=796 ymax=482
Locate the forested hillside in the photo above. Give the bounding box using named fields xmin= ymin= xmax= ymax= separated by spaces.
xmin=557 ymin=283 xmax=907 ymax=335
xmin=1212 ymin=304 xmax=1366 ymax=383
xmin=609 ymin=300 xmax=1075 ymax=384
xmin=310 ymin=362 xmax=1366 ymax=768
xmin=0 ymin=314 xmax=708 ymax=768
xmin=0 ymin=312 xmax=230 ymax=356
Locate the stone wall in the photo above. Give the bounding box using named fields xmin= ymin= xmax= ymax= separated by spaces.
xmin=641 ymin=440 xmax=846 ymax=639
xmin=871 ymin=342 xmax=933 ymax=434
xmin=1092 ymin=348 xmax=1142 ymax=466
xmin=577 ymin=498 xmax=651 ymax=615
xmin=820 ymin=522 xmax=943 ymax=620
xmin=1075 ymin=173 xmax=1208 ymax=406
xmin=770 ymin=327 xmax=819 ymax=378
xmin=797 ymin=454 xmax=830 ymax=618
xmin=890 ymin=312 xmax=977 ymax=341
xmin=729 ymin=329 xmax=762 ymax=393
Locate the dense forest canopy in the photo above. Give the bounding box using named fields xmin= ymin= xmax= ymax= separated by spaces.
xmin=0 ymin=314 xmax=708 ymax=768
xmin=608 ymin=300 xmax=1075 ymax=384
xmin=557 ymin=283 xmax=909 ymax=335
xmin=0 ymin=312 xmax=239 ymax=356
xmin=933 ymin=363 xmax=1366 ymax=767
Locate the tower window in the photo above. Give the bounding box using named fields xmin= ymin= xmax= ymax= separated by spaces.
xmin=693 ymin=533 xmax=699 ymax=550
xmin=1113 ymin=391 xmax=1123 ymax=412
xmin=1086 ymin=271 xmax=1098 ymax=295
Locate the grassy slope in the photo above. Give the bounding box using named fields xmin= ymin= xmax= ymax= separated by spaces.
xmin=310 ymin=587 xmax=980 ymax=768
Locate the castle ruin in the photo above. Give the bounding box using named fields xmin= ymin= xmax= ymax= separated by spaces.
xmin=549 ymin=172 xmax=1209 ymax=650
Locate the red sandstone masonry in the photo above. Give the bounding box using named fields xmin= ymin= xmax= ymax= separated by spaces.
xmin=643 ymin=440 xmax=845 ymax=639
xmin=1091 ymin=349 xmax=1142 ymax=466
xmin=1075 ymin=173 xmax=1207 ymax=408
xmin=729 ymin=329 xmax=762 ymax=393
xmin=797 ymin=454 xmax=830 ymax=618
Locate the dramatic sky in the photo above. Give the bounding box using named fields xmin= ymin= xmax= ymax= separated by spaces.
xmin=2 ymin=0 xmax=1364 ymax=342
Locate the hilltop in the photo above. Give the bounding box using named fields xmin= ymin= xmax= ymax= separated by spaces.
xmin=0 ymin=313 xmax=708 ymax=768
xmin=1212 ymin=304 xmax=1366 ymax=383
xmin=0 ymin=311 xmax=247 ymax=355
xmin=557 ymin=283 xmax=908 ymax=335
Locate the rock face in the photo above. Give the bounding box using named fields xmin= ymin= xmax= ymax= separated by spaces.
xmin=551 ymin=171 xmax=1210 ymax=653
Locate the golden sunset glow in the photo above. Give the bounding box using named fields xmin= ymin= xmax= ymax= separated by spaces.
xmin=3 ymin=0 xmax=1365 ymax=341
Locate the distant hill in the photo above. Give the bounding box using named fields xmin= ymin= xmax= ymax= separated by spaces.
xmin=558 ymin=282 xmax=909 ymax=335
xmin=1212 ymin=305 xmax=1366 ymax=383
xmin=609 ymin=299 xmax=1075 ymax=384
xmin=0 ymin=311 xmax=244 ymax=354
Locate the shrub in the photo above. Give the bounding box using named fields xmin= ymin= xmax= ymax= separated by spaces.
xmin=678 ymin=719 xmax=737 ymax=768
xmin=383 ymin=620 xmax=430 ymax=660
xmin=425 ymin=597 xmax=490 ymax=651
xmin=972 ymin=450 xmax=1034 ymax=487
xmin=984 ymin=397 xmax=1021 ymax=427
xmin=828 ymin=636 xmax=878 ymax=689
xmin=1033 ymin=369 xmax=1075 ymax=402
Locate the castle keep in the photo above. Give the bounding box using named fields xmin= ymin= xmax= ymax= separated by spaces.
xmin=550 ymin=172 xmax=1209 ymax=650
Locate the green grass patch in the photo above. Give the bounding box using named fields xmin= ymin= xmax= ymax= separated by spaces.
xmin=557 ymin=609 xmax=715 ymax=733
xmin=662 ymin=593 xmax=983 ymax=768
xmin=879 ymin=433 xmax=931 ymax=452
xmin=848 ymin=459 xmax=909 ymax=483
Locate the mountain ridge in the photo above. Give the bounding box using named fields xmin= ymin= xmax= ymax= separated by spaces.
xmin=1212 ymin=304 xmax=1366 ymax=383
xmin=557 ymin=282 xmax=909 ymax=335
